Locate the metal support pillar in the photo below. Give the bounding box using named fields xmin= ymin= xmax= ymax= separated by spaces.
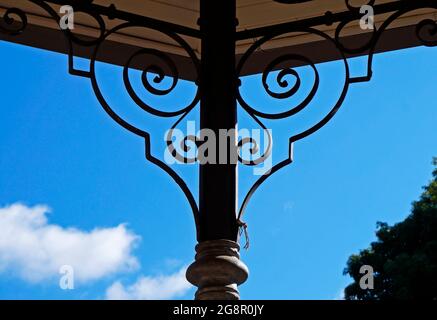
xmin=186 ymin=0 xmax=248 ymax=300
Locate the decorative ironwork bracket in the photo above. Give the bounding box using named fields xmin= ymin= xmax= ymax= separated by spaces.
xmin=1 ymin=0 xmax=437 ymax=243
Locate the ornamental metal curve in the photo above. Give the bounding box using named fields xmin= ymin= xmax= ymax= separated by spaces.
xmin=0 ymin=0 xmax=202 ymax=235
xmin=2 ymin=0 xmax=437 ymax=245
xmin=236 ymin=0 xmax=437 ymax=222
xmin=87 ymin=22 xmax=202 ymax=234
xmin=236 ymin=26 xmax=351 ymax=222
xmin=0 ymin=8 xmax=28 ymax=35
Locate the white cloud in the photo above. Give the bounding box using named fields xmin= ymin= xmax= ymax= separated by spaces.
xmin=0 ymin=203 xmax=139 ymax=283
xmin=105 ymin=267 xmax=192 ymax=300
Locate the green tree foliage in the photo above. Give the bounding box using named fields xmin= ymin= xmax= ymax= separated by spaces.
xmin=343 ymin=158 xmax=437 ymax=300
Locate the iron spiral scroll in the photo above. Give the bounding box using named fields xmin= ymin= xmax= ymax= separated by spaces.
xmin=236 ymin=0 xmax=437 ymax=223
xmin=1 ymin=0 xmax=437 ymax=243
xmin=0 ymin=0 xmax=203 ymax=237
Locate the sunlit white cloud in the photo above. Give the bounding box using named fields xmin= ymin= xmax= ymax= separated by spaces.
xmin=105 ymin=267 xmax=192 ymax=300
xmin=0 ymin=203 xmax=139 ymax=283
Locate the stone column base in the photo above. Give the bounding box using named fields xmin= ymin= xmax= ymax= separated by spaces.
xmin=186 ymin=239 xmax=249 ymax=300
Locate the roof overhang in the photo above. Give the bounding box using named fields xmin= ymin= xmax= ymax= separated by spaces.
xmin=1 ymin=0 xmax=436 ymax=80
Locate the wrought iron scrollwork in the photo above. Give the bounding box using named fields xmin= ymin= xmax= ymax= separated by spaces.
xmin=236 ymin=26 xmax=350 ymax=222
xmin=87 ymin=23 xmax=202 ymax=233
xmin=2 ymin=0 xmax=437 ymax=243
xmin=0 ymin=0 xmax=202 ymax=235
xmin=0 ymin=8 xmax=28 ymax=35
xmin=236 ymin=0 xmax=437 ymax=222
xmin=237 ymin=115 xmax=273 ymax=166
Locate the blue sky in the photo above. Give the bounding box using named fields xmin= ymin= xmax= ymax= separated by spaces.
xmin=0 ymin=39 xmax=436 ymax=300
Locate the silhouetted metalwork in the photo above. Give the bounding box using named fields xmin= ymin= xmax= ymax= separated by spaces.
xmin=2 ymin=0 xmax=437 ymax=244
xmin=235 ymin=0 xmax=437 ymax=224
